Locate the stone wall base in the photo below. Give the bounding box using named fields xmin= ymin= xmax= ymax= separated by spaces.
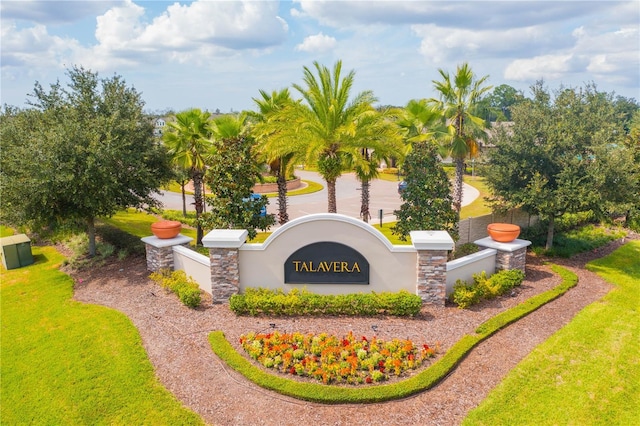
xmin=210 ymin=247 xmax=240 ymax=303
xmin=474 ymin=237 xmax=531 ymax=273
xmin=141 ymin=235 xmax=193 ymax=272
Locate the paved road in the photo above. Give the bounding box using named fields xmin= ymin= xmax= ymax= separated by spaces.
xmin=153 ymin=169 xmax=480 ymax=225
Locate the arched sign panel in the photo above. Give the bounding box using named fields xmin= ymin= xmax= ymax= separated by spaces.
xmin=284 ymin=241 xmax=370 ymax=284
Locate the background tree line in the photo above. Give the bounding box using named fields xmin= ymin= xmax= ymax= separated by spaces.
xmin=1 ymin=62 xmax=638 ymax=258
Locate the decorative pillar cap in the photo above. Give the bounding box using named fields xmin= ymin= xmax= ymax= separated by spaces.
xmin=410 ymin=231 xmax=454 ymax=251
xmin=141 ymin=234 xmax=192 ymax=248
xmin=202 ymin=229 xmax=248 ymax=248
xmin=474 ymin=236 xmax=531 ymax=252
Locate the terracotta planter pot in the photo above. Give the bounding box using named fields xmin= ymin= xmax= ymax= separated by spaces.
xmin=487 ymin=223 xmax=521 ymax=243
xmin=151 ymin=220 xmax=182 ymax=239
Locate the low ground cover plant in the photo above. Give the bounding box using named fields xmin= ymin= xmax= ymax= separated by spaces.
xmin=451 ymin=269 xmax=525 ymax=309
xmin=240 ymin=330 xmax=438 ymax=385
xmin=230 ymin=288 xmax=422 ymax=317
xmin=541 ymin=224 xmax=625 ymax=258
xmin=522 ymin=214 xmax=626 ymax=257
xmin=150 ymin=269 xmax=202 ymax=308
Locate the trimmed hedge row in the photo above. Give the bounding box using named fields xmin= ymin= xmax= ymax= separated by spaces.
xmin=229 ymin=288 xmax=423 ymax=317
xmin=210 ymin=264 xmax=578 ymax=404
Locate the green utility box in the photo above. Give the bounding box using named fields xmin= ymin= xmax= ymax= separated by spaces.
xmin=1 ymin=234 xmax=34 ymax=270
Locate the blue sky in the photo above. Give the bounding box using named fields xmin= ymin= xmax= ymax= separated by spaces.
xmin=2 ymin=0 xmax=638 ymax=113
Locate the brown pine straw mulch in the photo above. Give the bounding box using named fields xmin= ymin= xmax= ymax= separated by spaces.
xmin=72 ymin=233 xmax=637 ymax=426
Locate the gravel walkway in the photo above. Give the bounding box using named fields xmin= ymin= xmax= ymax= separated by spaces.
xmin=72 ymin=236 xmax=634 ymax=425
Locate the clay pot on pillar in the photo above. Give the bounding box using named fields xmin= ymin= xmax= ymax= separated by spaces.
xmin=487 ymin=223 xmax=521 ymax=243
xmin=151 ymin=220 xmax=182 ymax=239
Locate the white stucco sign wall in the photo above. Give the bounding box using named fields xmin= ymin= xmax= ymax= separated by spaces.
xmin=238 ymin=214 xmax=417 ymax=295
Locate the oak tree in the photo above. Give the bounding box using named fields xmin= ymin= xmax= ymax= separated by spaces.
xmin=0 ymin=67 xmax=172 ymax=256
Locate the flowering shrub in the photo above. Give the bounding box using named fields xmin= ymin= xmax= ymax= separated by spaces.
xmin=239 ymin=331 xmax=438 ymax=385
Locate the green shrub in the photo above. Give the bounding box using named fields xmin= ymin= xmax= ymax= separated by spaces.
xmin=149 ymin=269 xmax=202 ymax=308
xmin=520 ymin=211 xmax=596 ymax=244
xmin=524 ymin=219 xmax=626 ymax=258
xmin=96 ymin=223 xmax=146 ymax=257
xmin=63 ymin=231 xmax=121 ymax=268
xmin=626 ymin=206 xmax=640 ymax=232
xmin=450 ymin=269 xmax=525 ymax=309
xmin=451 ymin=280 xmax=481 ymax=309
xmin=490 ymin=269 xmax=525 ymax=293
xmin=259 ymin=175 xmax=278 ymax=183
xmin=545 ymin=225 xmax=626 ymax=258
xmin=229 ymin=288 xmax=422 ymax=317
xmin=450 ymin=243 xmax=480 ymax=260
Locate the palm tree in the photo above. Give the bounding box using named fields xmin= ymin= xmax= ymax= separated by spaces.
xmin=395 ymin=99 xmax=444 ymax=149
xmin=163 ymin=108 xmax=213 ymax=245
xmin=290 ymin=60 xmax=378 ymax=213
xmin=430 ymin=63 xmax=492 ymax=214
xmin=344 ymin=107 xmax=403 ymax=222
xmin=250 ymin=89 xmax=298 ymax=224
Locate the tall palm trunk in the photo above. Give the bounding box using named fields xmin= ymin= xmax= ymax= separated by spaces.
xmin=452 ymin=158 xmax=465 ymax=214
xmin=180 ymin=182 xmax=187 ymax=216
xmin=360 ymin=178 xmax=370 ymax=223
xmin=327 ymin=178 xmax=337 ymax=213
xmin=319 ymin=153 xmax=341 ymax=214
xmin=276 ymin=171 xmax=289 ymax=224
xmin=192 ymin=171 xmax=204 ymax=245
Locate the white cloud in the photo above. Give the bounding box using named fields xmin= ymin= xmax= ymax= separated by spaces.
xmin=504 ymin=54 xmax=583 ymax=81
xmin=293 ymin=0 xmax=611 ymax=29
xmin=95 ymin=1 xmax=146 ymax=51
xmin=295 ymin=32 xmax=336 ymax=53
xmin=412 ymin=24 xmax=557 ymax=64
xmin=0 ymin=21 xmax=80 ymax=72
xmin=135 ymin=1 xmax=288 ymax=51
xmin=0 ymin=0 xmax=118 ymax=24
xmin=504 ymin=22 xmax=639 ymax=87
xmin=2 ymin=0 xmax=290 ymax=75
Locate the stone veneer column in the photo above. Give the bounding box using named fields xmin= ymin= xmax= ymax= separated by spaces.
xmin=141 ymin=235 xmax=193 ymax=272
xmin=474 ymin=237 xmax=532 ymax=272
xmin=202 ymin=229 xmax=248 ymax=304
xmin=410 ymin=231 xmax=455 ymax=306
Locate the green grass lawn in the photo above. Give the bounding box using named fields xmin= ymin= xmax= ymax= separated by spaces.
xmin=462 ymin=240 xmax=640 ymax=425
xmin=100 ymin=209 xmax=197 ymax=242
xmin=460 ymin=176 xmax=492 ymax=219
xmin=0 ymin=225 xmax=15 ymax=237
xmin=0 ymin=246 xmax=204 ymax=425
